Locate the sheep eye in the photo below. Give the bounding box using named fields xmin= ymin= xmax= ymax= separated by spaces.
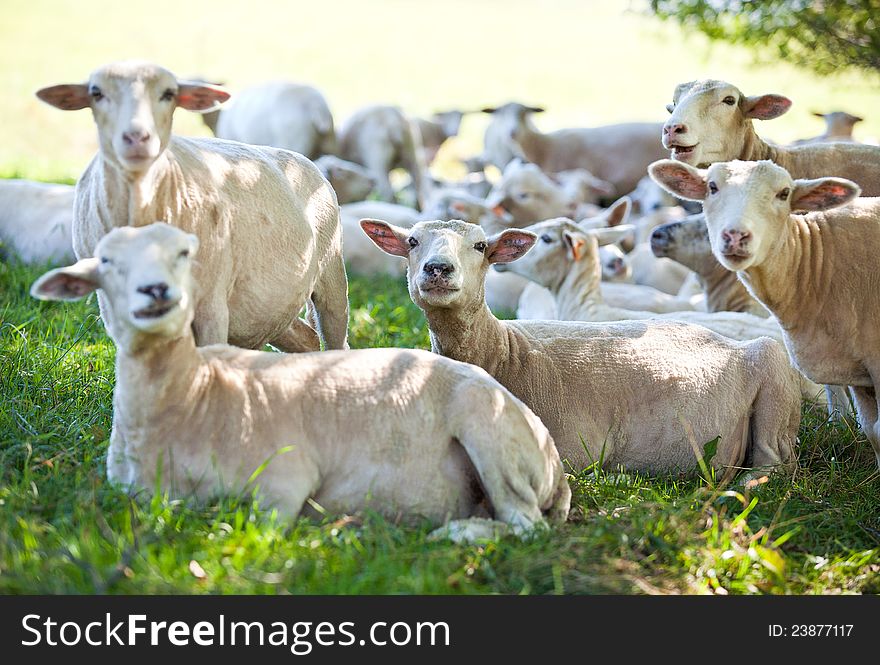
xmin=708 ymin=181 xmax=719 ymax=195
xmin=473 ymin=241 xmax=487 ymax=252
xmin=90 ymin=86 xmax=104 ymax=101
xmin=178 ymin=249 xmax=190 ymax=258
xmin=540 ymin=234 xmax=553 ymax=243
xmin=407 ymin=237 xmax=419 ymax=248
xmin=777 ymin=188 xmax=790 ymax=201
xmin=100 ymin=256 xmax=111 ymax=264
xmin=517 ymin=192 xmax=530 ymax=201
xmin=161 ymin=89 xmax=176 ymax=102
xmin=723 ymin=96 xmax=736 ymax=106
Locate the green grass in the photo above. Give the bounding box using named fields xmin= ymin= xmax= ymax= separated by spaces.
xmin=2 ymin=257 xmax=878 ymax=594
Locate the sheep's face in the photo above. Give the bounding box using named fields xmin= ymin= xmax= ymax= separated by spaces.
xmin=662 ymin=80 xmax=792 ymax=168
xmin=650 ymin=215 xmax=713 ymax=272
xmin=317 ymin=157 xmax=375 ymax=203
xmin=495 ymin=219 xmax=579 ymax=290
xmin=599 ymin=244 xmax=631 ymax=282
xmin=630 ymin=175 xmax=677 ymax=215
xmin=36 ymin=61 xmax=229 ymax=175
xmin=95 ymin=223 xmax=199 ymax=336
xmin=32 ymin=223 xmax=199 ymax=345
xmin=486 ymin=161 xmax=574 ymax=224
xmin=649 ymin=159 xmax=861 ymax=272
xmin=360 ymin=218 xmax=536 ymax=310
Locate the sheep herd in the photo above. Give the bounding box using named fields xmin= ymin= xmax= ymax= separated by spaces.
xmin=6 ymin=60 xmax=879 ymax=541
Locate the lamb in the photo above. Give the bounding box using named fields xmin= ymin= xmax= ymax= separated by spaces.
xmin=650 ymin=158 xmax=880 ymax=464
xmin=495 ymin=216 xmax=829 ymax=407
xmin=314 ymin=155 xmax=376 ymax=204
xmin=485 ymin=159 xmax=607 ymax=226
xmin=792 ymin=111 xmax=863 ymax=145
xmin=361 ymin=217 xmax=801 ymax=479
xmin=662 ymin=79 xmax=880 ymax=195
xmin=413 ymin=110 xmax=465 ymax=165
xmin=484 ymin=103 xmax=667 ymax=196
xmin=0 ymin=179 xmax=75 ymax=264
xmin=649 ymin=213 xmax=769 ymax=317
xmin=207 ymin=81 xmax=336 ymax=160
xmin=37 ymin=61 xmax=349 ymax=353
xmin=337 ymin=105 xmax=426 ymax=206
xmin=31 ymin=222 xmax=569 ymax=539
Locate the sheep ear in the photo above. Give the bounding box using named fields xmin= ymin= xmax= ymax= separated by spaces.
xmin=36 ymin=84 xmax=90 ymax=110
xmin=592 ymin=224 xmax=635 ymax=247
xmin=588 ymin=175 xmax=616 ymax=197
xmin=562 ymin=230 xmax=589 ymax=261
xmin=603 ymin=197 xmax=632 ymax=227
xmin=790 ymin=178 xmax=860 ymax=212
xmin=31 ymin=258 xmax=100 ymax=301
xmin=360 ymin=219 xmax=411 ymax=257
xmin=487 ymin=229 xmax=537 ymax=264
xmin=648 ymin=160 xmax=708 ymax=201
xmin=743 ymin=94 xmax=792 ymax=120
xmin=176 ymin=81 xmax=231 ymax=112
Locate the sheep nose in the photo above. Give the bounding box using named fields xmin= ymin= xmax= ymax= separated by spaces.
xmin=609 ymin=257 xmax=624 ymax=271
xmin=423 ymin=261 xmax=454 ymax=277
xmin=651 ymin=227 xmax=670 ymax=246
xmin=122 ymin=129 xmax=151 ymax=145
xmin=137 ymin=282 xmax=170 ymax=301
xmin=721 ymin=229 xmax=751 ymax=250
xmin=663 ymin=122 xmax=688 ymax=137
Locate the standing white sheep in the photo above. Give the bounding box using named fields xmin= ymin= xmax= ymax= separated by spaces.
xmin=337 ymin=105 xmax=427 ymax=207
xmin=361 ymin=217 xmax=801 ymax=479
xmin=31 ymin=222 xmax=570 ymax=540
xmin=484 ymin=103 xmax=667 ymax=196
xmin=37 ymin=61 xmax=349 ymax=352
xmin=209 ymin=81 xmax=336 ymax=160
xmin=650 ymin=158 xmax=877 ymax=464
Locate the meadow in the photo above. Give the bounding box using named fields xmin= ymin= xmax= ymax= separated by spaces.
xmin=1 ymin=0 xmax=879 ymax=593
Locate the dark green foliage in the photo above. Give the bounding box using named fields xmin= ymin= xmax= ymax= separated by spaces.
xmin=649 ymin=0 xmax=880 ymax=77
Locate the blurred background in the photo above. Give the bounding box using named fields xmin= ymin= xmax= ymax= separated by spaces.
xmin=2 ymin=0 xmax=879 ymax=181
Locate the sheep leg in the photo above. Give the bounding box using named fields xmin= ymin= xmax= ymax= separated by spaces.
xmin=824 ymin=384 xmax=854 ymax=422
xmin=309 ymin=256 xmax=350 ymax=350
xmin=361 ymin=143 xmax=396 ymax=202
xmin=190 ymin=296 xmax=229 ymax=346
xmin=106 ymin=421 xmax=134 ymax=489
xmin=849 ymin=385 xmax=880 ymax=470
xmin=745 ymin=381 xmax=799 ymax=478
xmin=270 ymin=317 xmax=321 ymax=353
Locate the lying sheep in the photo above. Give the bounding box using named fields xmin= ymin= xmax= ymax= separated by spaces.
xmin=650 ymin=213 xmax=769 ymax=317
xmin=413 ymin=110 xmax=465 ymax=164
xmin=37 ymin=61 xmax=349 ymax=352
xmin=362 ymin=217 xmax=801 ymax=479
xmin=337 ymin=105 xmax=427 ymax=206
xmin=792 ymin=111 xmax=863 ymax=145
xmin=315 ymin=155 xmax=376 ymax=204
xmin=0 ymin=179 xmax=75 ymax=264
xmin=662 ymin=79 xmax=880 ymax=195
xmin=485 ymin=159 xmax=606 ymax=226
xmin=341 ymin=201 xmax=421 ymax=276
xmin=31 ymin=223 xmax=569 ymax=539
xmin=496 ymin=216 xmax=828 ymax=407
xmin=485 ymin=103 xmax=667 ymax=196
xmin=207 ymin=81 xmax=336 ymax=160
xmin=651 ymin=158 xmax=878 ymax=463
